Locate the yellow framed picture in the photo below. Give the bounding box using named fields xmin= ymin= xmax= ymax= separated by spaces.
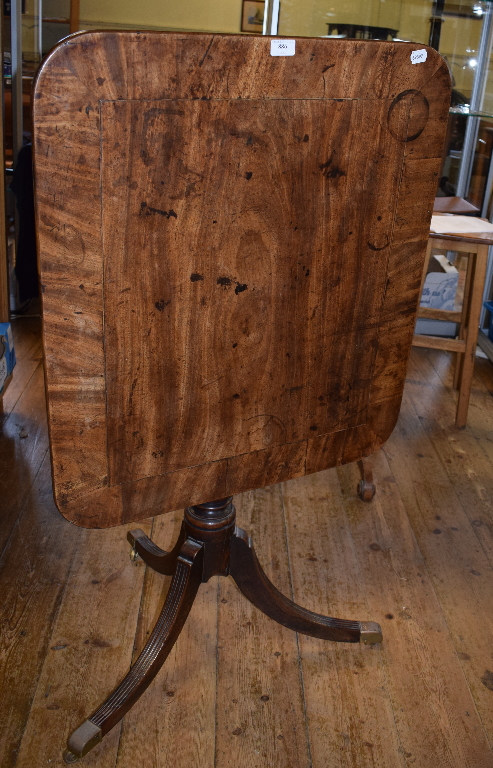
xmin=241 ymin=0 xmax=265 ymax=33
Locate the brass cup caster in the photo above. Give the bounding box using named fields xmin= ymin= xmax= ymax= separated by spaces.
xmin=128 ymin=529 xmax=146 ymax=562
xmin=357 ymin=479 xmax=376 ymax=502
xmin=65 ymin=720 xmax=102 ymax=762
xmin=359 ymin=621 xmax=383 ymax=644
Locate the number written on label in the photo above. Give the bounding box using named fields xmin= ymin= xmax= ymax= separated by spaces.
xmin=270 ymin=39 xmax=296 ymax=56
xmin=410 ymin=49 xmax=427 ymax=64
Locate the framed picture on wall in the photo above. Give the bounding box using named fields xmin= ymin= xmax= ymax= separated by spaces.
xmin=241 ymin=0 xmax=265 ymax=33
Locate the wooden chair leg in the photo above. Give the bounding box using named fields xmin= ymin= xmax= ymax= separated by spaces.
xmin=455 ymin=245 xmax=488 ymax=428
xmin=356 ymin=458 xmax=376 ymax=502
xmin=453 ymin=254 xmax=471 ymax=391
xmin=63 ymin=538 xmax=204 ymax=763
xmin=230 ymin=527 xmax=382 ymax=645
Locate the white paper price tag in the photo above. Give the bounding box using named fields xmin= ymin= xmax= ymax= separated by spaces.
xmin=270 ymin=39 xmax=296 ymax=56
xmin=410 ymin=49 xmax=427 ymax=64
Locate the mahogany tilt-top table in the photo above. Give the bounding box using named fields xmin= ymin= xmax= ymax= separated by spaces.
xmin=32 ymin=31 xmax=450 ymax=761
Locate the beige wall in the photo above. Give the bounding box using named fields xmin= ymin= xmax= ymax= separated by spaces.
xmin=440 ymin=15 xmax=481 ymax=96
xmin=278 ymin=0 xmax=378 ymax=38
xmin=23 ymin=0 xmax=243 ymax=60
xmin=278 ymin=0 xmax=430 ymax=41
xmin=276 ymin=0 xmax=484 ymax=101
xmin=397 ymin=0 xmax=431 ymax=43
xmin=28 ymin=0 xmax=431 ymax=41
xmin=44 ymin=0 xmax=242 ymax=32
xmin=20 ymin=0 xmax=492 ymax=106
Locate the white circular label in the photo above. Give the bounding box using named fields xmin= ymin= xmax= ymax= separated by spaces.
xmin=411 ymin=49 xmax=427 ymax=65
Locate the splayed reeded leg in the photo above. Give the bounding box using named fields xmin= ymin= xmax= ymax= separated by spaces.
xmin=64 ymin=496 xmax=382 ymax=762
xmin=127 ymin=524 xmax=186 ymax=574
xmin=230 ymin=526 xmax=381 ymax=644
xmin=63 ymin=538 xmax=203 ymax=763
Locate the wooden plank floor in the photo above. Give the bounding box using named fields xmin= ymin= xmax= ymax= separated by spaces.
xmin=1 ymin=316 xmax=493 ymax=768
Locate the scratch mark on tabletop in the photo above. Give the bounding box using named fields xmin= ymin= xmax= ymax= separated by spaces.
xmin=201 ymin=375 xmax=225 ymax=389
xmin=140 ymin=202 xmax=177 ymax=219
xmin=199 ymin=37 xmax=215 ymax=67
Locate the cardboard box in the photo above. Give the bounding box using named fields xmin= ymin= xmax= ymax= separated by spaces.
xmin=0 ymin=322 xmax=16 ymax=396
xmin=420 ymin=271 xmax=459 ymax=311
xmin=420 ymin=253 xmax=459 ymax=311
xmin=416 ymin=253 xmax=459 ymax=338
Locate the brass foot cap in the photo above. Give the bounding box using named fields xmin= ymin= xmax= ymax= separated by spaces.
xmin=63 ymin=750 xmax=78 ymax=764
xmin=67 ymin=720 xmax=102 ymax=758
xmin=359 ymin=621 xmax=383 ymax=644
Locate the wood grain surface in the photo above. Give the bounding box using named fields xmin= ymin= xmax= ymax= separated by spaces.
xmin=4 ymin=317 xmax=493 ymax=767
xmin=33 ymin=32 xmax=451 ymax=527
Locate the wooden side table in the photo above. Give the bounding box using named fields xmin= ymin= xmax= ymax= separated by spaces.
xmin=413 ymin=229 xmax=493 ymax=427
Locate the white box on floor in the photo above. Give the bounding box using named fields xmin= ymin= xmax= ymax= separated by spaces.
xmin=420 ymin=270 xmax=458 ymax=312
